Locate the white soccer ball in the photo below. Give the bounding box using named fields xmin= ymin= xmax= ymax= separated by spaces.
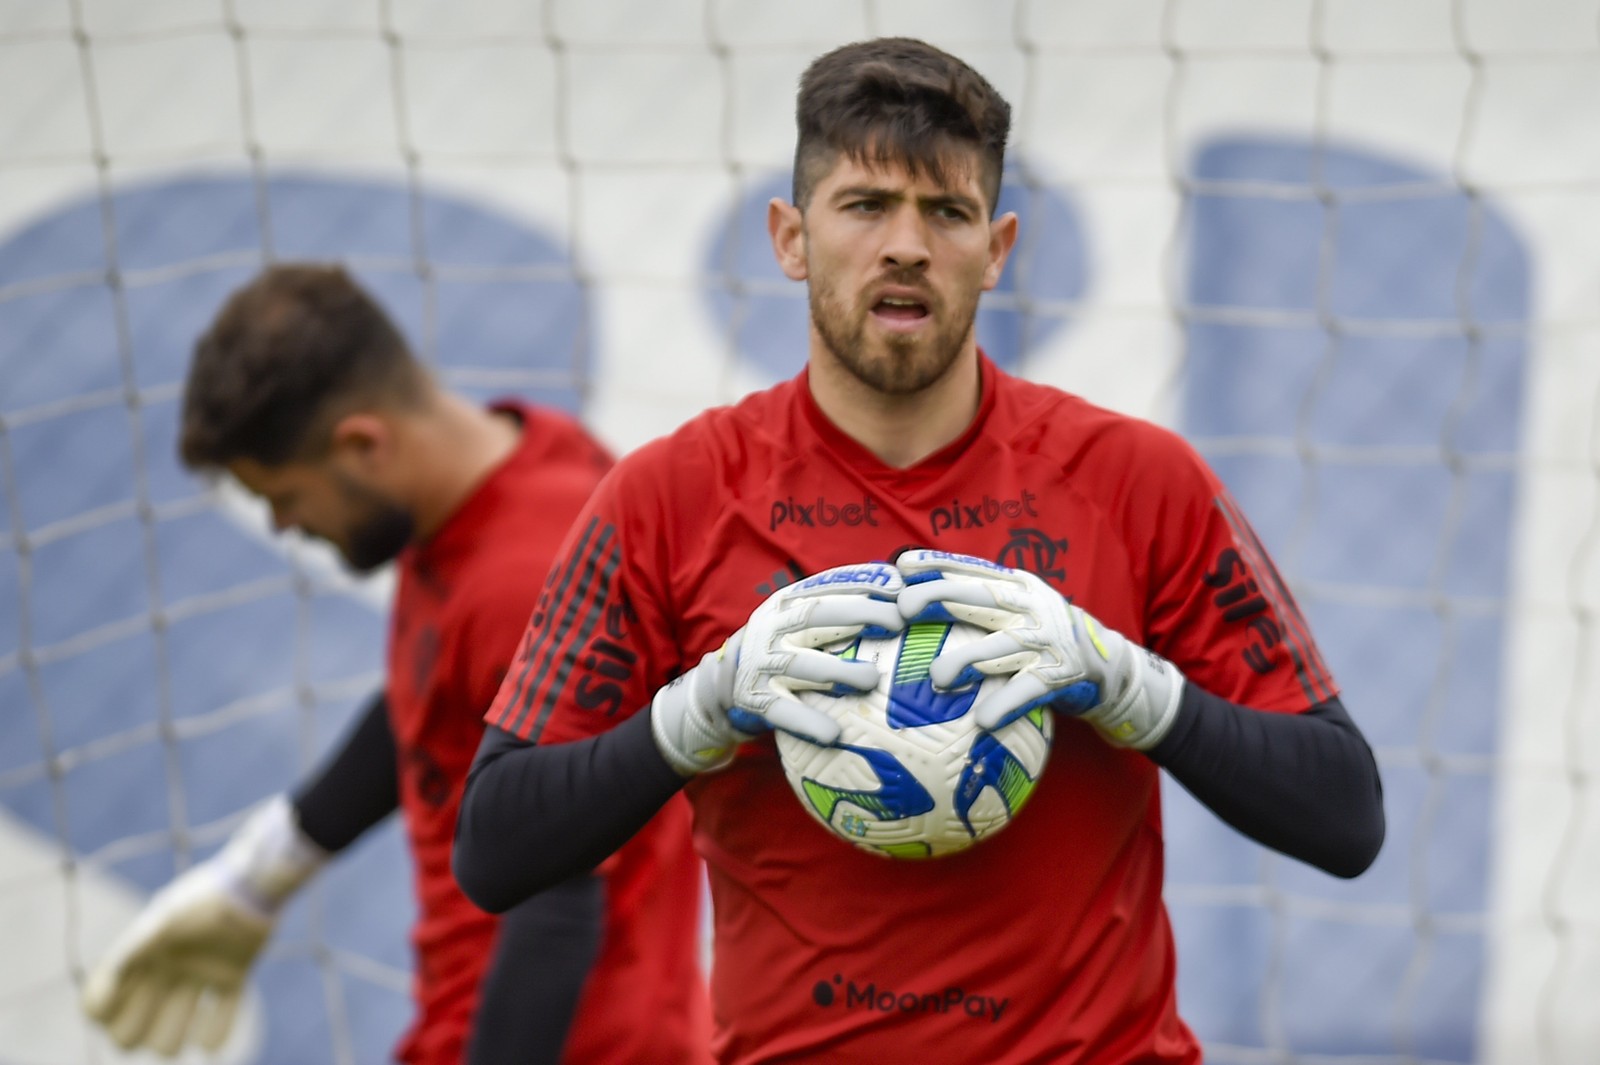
xmin=775 ymin=620 xmax=1054 ymax=859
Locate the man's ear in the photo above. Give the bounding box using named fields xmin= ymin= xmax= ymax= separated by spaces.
xmin=768 ymin=198 xmax=808 ymax=282
xmin=327 ymin=412 xmax=392 ymax=475
xmin=982 ymin=211 xmax=1020 ymax=291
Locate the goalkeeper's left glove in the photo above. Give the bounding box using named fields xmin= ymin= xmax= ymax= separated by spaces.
xmin=80 ymin=795 xmax=328 ymax=1056
xmin=894 ymin=550 xmax=1183 ymax=749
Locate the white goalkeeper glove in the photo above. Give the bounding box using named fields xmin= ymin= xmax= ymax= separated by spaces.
xmin=651 ymin=561 xmax=905 ymax=775
xmin=895 ymin=550 xmax=1184 ymax=750
xmin=81 ymin=795 xmax=328 ymax=1056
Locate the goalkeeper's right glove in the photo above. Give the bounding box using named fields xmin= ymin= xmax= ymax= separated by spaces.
xmin=81 ymin=795 xmax=328 ymax=1057
xmin=650 ymin=561 xmax=904 ymax=775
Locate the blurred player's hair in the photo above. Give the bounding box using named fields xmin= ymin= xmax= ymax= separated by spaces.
xmin=179 ymin=264 xmax=428 ymax=469
xmin=792 ymin=37 xmax=1011 ymax=214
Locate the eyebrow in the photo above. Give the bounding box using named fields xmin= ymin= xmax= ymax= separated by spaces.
xmin=830 ymin=185 xmax=983 ymax=215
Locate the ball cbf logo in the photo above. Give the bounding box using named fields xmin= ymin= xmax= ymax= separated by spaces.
xmin=811 ymin=973 xmax=1010 ymax=1023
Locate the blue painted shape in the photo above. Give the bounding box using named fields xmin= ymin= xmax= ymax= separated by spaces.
xmin=175 ymin=714 xmax=307 ymax=831
xmin=28 ymin=517 xmax=151 ymax=646
xmin=0 ymin=547 xmax=18 ymax=661
xmin=0 ymin=670 xmax=38 ymax=775
xmin=110 ymin=178 xmax=264 ymax=272
xmin=0 ymin=193 xmax=108 ymax=288
xmin=1166 ymin=900 xmax=1272 ymax=1047
xmin=59 ymin=739 xmax=176 ymax=857
xmin=123 ymin=266 xmax=260 ymax=392
xmin=163 ymin=595 xmax=300 ymax=721
xmin=702 ymin=163 xmax=1086 ymax=381
xmin=0 ymin=172 xmax=592 ymax=1062
xmin=10 ymin=405 xmax=141 ymax=533
xmin=152 ymin=508 xmax=288 ymax=604
xmin=138 ymin=394 xmax=204 ymax=505
xmin=1171 ymin=136 xmax=1527 ymax=1061
xmin=36 ymin=630 xmax=163 ymax=751
xmin=263 ymin=178 xmax=416 ymax=262
xmin=0 ymin=283 xmax=122 ymax=409
xmin=250 ymin=955 xmax=343 ymax=1065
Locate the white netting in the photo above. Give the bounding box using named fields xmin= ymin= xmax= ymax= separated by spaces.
xmin=1 ymin=1 xmax=1597 ymax=1062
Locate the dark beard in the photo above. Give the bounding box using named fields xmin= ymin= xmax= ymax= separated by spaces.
xmin=809 ymin=273 xmax=979 ymax=396
xmin=333 ymin=473 xmax=416 ymax=572
xmin=343 ymin=504 xmax=415 ymax=572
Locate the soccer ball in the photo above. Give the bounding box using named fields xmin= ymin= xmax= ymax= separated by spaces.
xmin=774 ymin=620 xmax=1054 ymax=859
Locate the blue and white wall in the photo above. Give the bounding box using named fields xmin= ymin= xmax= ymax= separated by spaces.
xmin=2 ymin=2 xmax=1597 ymax=1063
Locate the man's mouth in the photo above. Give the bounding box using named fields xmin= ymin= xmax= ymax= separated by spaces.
xmin=871 ymin=295 xmax=931 ymax=329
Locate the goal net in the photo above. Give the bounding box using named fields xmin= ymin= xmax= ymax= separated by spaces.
xmin=1 ymin=1 xmax=1595 ymax=1062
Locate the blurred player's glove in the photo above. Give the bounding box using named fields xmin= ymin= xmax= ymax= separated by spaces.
xmin=895 ymin=550 xmax=1184 ymax=750
xmin=81 ymin=795 xmax=327 ymax=1056
xmin=651 ymin=562 xmax=905 ymax=774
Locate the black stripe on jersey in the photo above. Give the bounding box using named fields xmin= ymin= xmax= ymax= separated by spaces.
xmin=524 ymin=540 xmax=622 ymax=744
xmin=1213 ymin=494 xmax=1336 ymax=705
xmin=500 ymin=517 xmax=607 ymax=738
xmin=1228 ymin=500 xmax=1335 ymax=700
xmin=1211 ymin=493 xmax=1322 ymax=703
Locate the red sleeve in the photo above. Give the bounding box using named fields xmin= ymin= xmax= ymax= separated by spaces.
xmin=484 ymin=459 xmax=678 ymax=744
xmin=1137 ymin=432 xmax=1338 ymax=713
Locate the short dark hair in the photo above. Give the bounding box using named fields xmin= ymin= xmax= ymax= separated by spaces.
xmin=179 ymin=264 xmax=425 ymax=469
xmin=792 ymin=38 xmax=1011 ymax=213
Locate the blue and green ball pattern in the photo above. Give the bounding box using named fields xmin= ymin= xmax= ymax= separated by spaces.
xmin=778 ymin=622 xmax=1054 ymax=859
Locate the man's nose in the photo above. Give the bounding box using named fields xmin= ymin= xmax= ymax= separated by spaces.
xmin=880 ymin=207 xmax=931 ymax=270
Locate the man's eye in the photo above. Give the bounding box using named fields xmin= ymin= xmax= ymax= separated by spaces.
xmin=848 ymin=200 xmax=882 ymax=213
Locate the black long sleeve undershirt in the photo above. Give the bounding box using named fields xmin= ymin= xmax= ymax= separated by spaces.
xmin=291 ymin=691 xmax=399 ymax=853
xmin=455 ymin=709 xmax=685 ymax=913
xmin=1148 ymin=688 xmax=1385 ymax=878
xmin=293 ymin=690 xmax=605 ymax=1064
xmin=466 ymin=874 xmax=604 ymax=1065
xmin=454 ymin=685 xmax=1384 ymax=913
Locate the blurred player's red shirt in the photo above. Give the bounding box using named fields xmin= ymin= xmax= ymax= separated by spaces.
xmin=388 ymin=401 xmax=710 ymax=1065
xmin=487 ymin=359 xmax=1338 ymax=1064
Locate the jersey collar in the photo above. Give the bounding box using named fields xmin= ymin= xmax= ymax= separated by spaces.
xmin=796 ymin=352 xmax=1000 ymax=488
xmin=407 ymin=399 xmax=535 ymax=565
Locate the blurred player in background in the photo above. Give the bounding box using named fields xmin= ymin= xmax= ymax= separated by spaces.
xmin=80 ymin=264 xmax=711 ymax=1064
xmin=453 ymin=38 xmax=1386 ymax=1063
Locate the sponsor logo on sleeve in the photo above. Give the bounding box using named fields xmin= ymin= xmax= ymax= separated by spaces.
xmin=1209 ymin=495 xmax=1337 ymax=704
xmin=573 ymin=595 xmax=639 ymax=716
xmin=1201 ymin=547 xmax=1280 ymax=675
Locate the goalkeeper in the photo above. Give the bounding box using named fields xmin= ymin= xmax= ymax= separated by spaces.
xmin=80 ymin=266 xmax=711 ymax=1064
xmin=453 ymin=37 xmax=1385 ymax=1065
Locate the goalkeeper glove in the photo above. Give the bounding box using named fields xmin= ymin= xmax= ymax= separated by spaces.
xmin=81 ymin=795 xmax=328 ymax=1056
xmin=895 ymin=550 xmax=1184 ymax=750
xmin=651 ymin=561 xmax=904 ymax=775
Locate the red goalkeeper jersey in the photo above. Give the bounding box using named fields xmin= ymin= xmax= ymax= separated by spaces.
xmin=487 ymin=359 xmax=1337 ymax=1064
xmin=388 ymin=401 xmax=710 ymax=1065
